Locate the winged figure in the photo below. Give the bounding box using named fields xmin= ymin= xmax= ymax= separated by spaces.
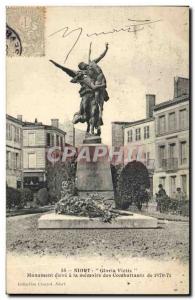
xmin=49 ymin=43 xmax=109 ymax=136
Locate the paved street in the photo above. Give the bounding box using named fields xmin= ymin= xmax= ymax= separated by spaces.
xmin=7 ymin=213 xmax=189 ymax=263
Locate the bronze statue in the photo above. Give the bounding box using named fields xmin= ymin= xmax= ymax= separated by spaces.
xmin=49 ymin=43 xmax=109 ymax=136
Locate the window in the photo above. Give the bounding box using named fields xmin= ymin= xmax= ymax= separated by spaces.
xmin=159 ymin=177 xmax=166 ymax=188
xmin=6 ymin=123 xmax=12 ymax=140
xmin=145 ymin=152 xmax=151 ymax=167
xmin=13 ymin=126 xmax=16 ymax=142
xmin=181 ymin=175 xmax=187 ymax=195
xmin=180 ymin=141 xmax=187 ymax=164
xmin=28 ymin=132 xmax=35 ymax=146
xmin=144 ymin=126 xmax=150 ymax=139
xmin=168 ymin=112 xmax=176 ymax=131
xmin=28 ymin=153 xmax=36 ymax=168
xmin=60 ymin=136 xmax=63 ymax=150
xmin=13 ymin=153 xmax=17 ymax=169
xmin=6 ymin=124 xmax=8 ymax=140
xmin=170 ymin=176 xmax=176 ymax=197
xmin=135 ymin=128 xmax=141 ymax=141
xmin=16 ymin=153 xmax=20 ymax=169
xmin=146 ymin=152 xmax=150 ymax=161
xmin=56 ymin=135 xmax=60 ymax=146
xmin=127 ymin=130 xmax=133 ymax=143
xmin=9 ymin=152 xmax=13 ymax=169
xmin=20 ymin=129 xmax=22 ymax=143
xmin=15 ymin=128 xmax=20 ymax=142
xmin=179 ymin=109 xmax=187 ymax=129
xmin=169 ymin=143 xmax=176 ymax=158
xmin=11 ymin=152 xmax=16 ymax=170
xmin=51 ymin=135 xmax=54 ymax=146
xmin=158 ymin=115 xmax=166 ymax=133
xmin=46 ymin=133 xmax=50 ymax=146
xmin=6 ymin=151 xmax=10 ymax=169
xmin=159 ymin=145 xmax=165 ymax=167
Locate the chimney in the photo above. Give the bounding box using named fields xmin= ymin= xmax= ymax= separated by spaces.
xmin=17 ymin=115 xmax=23 ymax=121
xmin=146 ymin=94 xmax=156 ymax=118
xmin=51 ymin=119 xmax=59 ymax=128
xmin=174 ymin=77 xmax=189 ymax=98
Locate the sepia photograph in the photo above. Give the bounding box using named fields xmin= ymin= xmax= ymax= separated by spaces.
xmin=6 ymin=5 xmax=190 ymax=295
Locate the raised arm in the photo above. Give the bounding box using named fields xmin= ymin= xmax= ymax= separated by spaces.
xmin=92 ymin=43 xmax=109 ymax=64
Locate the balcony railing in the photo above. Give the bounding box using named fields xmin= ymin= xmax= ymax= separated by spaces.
xmin=160 ymin=158 xmax=178 ymax=171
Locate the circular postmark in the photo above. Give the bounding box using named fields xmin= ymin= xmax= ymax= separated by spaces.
xmin=6 ymin=24 xmax=22 ymax=56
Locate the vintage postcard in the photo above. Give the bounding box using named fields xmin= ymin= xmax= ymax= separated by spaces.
xmin=6 ymin=6 xmax=190 ymax=295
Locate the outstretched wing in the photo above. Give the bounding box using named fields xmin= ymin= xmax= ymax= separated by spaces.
xmin=49 ymin=60 xmax=77 ymax=78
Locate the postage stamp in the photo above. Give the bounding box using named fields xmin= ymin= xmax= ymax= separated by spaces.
xmin=6 ymin=7 xmax=45 ymax=57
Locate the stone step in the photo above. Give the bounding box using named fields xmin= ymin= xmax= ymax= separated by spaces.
xmin=38 ymin=212 xmax=158 ymax=229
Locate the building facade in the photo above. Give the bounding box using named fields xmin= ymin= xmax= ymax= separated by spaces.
xmin=22 ymin=119 xmax=66 ymax=191
xmin=124 ymin=118 xmax=155 ymax=162
xmin=111 ymin=121 xmax=132 ymax=148
xmin=153 ymin=94 xmax=189 ymax=198
xmin=6 ymin=115 xmax=66 ymax=191
xmin=111 ymin=77 xmax=189 ymax=199
xmin=6 ymin=115 xmax=23 ymax=188
xmin=123 ymin=95 xmax=156 ymax=194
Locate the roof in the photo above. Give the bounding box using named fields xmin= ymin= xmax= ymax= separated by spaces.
xmin=6 ymin=114 xmax=23 ymax=125
xmin=23 ymin=123 xmax=66 ymax=135
xmin=6 ymin=114 xmax=66 ymax=135
xmin=112 ymin=121 xmax=132 ymax=126
xmin=123 ymin=117 xmax=154 ymax=129
xmin=154 ymin=94 xmax=189 ymax=111
xmin=45 ymin=125 xmax=66 ymax=135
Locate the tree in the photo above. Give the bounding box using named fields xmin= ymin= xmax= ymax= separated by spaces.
xmin=36 ymin=188 xmax=49 ymax=206
xmin=6 ymin=186 xmax=21 ymax=209
xmin=116 ymin=161 xmax=150 ymax=210
xmin=46 ymin=160 xmax=76 ymax=203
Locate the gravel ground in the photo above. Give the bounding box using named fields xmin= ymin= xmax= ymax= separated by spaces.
xmin=6 ymin=213 xmax=189 ymax=263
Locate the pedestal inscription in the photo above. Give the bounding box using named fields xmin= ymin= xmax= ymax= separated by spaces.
xmin=76 ymin=144 xmax=114 ymax=200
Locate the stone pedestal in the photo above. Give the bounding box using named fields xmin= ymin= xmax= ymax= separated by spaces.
xmin=38 ymin=136 xmax=159 ymax=230
xmin=76 ymin=141 xmax=114 ymax=201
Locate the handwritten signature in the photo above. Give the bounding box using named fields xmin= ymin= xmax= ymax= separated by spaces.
xmin=48 ymin=19 xmax=161 ymax=63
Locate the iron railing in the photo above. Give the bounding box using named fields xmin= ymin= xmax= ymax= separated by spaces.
xmin=160 ymin=158 xmax=178 ymax=171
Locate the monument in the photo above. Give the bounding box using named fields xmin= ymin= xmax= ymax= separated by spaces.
xmin=38 ymin=43 xmax=158 ymax=229
xmin=49 ymin=43 xmax=114 ymax=204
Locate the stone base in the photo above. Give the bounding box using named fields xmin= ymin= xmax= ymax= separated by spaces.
xmin=38 ymin=213 xmax=158 ymax=229
xmin=83 ymin=135 xmax=101 ymax=144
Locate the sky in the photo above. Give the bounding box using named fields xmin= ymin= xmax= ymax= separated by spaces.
xmin=7 ymin=6 xmax=189 ymax=145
